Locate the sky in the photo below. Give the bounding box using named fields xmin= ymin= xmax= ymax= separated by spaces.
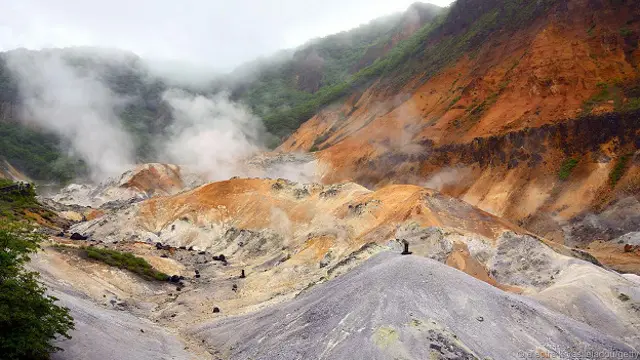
xmin=0 ymin=0 xmax=453 ymax=71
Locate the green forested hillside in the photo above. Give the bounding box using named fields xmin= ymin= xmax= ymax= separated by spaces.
xmin=0 ymin=3 xmax=442 ymax=182
xmin=235 ymin=2 xmax=443 ymax=138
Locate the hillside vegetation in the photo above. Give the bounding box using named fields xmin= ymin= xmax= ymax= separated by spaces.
xmin=0 ymin=3 xmax=442 ymax=182
xmin=1 ymin=0 xmax=638 ymax=186
xmin=0 ymin=221 xmax=74 ymax=359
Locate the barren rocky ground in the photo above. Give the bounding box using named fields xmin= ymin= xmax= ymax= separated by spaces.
xmin=30 ymin=165 xmax=640 ymax=360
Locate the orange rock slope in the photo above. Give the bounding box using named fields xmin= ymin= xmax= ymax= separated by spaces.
xmin=278 ymin=0 xmax=640 ymax=234
xmin=130 ymin=177 xmax=549 ymax=291
xmin=139 ymin=178 xmax=519 ymax=246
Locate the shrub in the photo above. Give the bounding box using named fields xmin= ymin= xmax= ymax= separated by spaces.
xmin=620 ymin=27 xmax=633 ymax=38
xmin=83 ymin=247 xmax=169 ymax=281
xmin=447 ymin=95 xmax=462 ymax=109
xmin=0 ymin=221 xmax=74 ymax=359
xmin=559 ymin=158 xmax=579 ymax=180
xmin=609 ymin=153 xmax=632 ymax=187
xmin=623 ymin=97 xmax=640 ymax=111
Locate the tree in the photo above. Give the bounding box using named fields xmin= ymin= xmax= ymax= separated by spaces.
xmin=0 ymin=221 xmax=74 ymax=360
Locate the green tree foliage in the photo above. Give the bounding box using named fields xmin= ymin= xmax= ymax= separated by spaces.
xmin=0 ymin=221 xmax=74 ymax=360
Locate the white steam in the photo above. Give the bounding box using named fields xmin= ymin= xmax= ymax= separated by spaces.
xmin=160 ymin=89 xmax=265 ymax=181
xmin=6 ymin=50 xmax=134 ymax=181
xmin=4 ymin=49 xmax=318 ymax=185
xmin=422 ymin=167 xmax=471 ymax=191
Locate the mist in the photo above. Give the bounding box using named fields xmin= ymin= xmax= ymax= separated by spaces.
xmin=5 ymin=49 xmax=135 ymax=181
xmin=422 ymin=167 xmax=471 ymax=191
xmin=4 ymin=47 xmax=320 ymax=185
xmin=159 ymin=89 xmax=266 ymax=181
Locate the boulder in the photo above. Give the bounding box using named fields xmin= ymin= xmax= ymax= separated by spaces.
xmin=70 ymin=232 xmax=88 ymax=240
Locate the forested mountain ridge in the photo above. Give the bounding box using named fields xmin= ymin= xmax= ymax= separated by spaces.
xmin=0 ymin=2 xmax=443 ymax=182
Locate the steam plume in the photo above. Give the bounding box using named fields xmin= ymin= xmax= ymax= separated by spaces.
xmin=422 ymin=167 xmax=471 ymax=191
xmin=5 ymin=49 xmax=135 ymax=181
xmin=159 ymin=89 xmax=265 ymax=181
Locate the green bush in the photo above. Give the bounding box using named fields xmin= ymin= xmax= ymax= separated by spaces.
xmin=623 ymin=97 xmax=640 ymax=111
xmin=448 ymin=95 xmax=462 ymax=109
xmin=559 ymin=158 xmax=579 ymax=180
xmin=83 ymin=247 xmax=169 ymax=281
xmin=609 ymin=153 xmax=632 ymax=187
xmin=0 ymin=221 xmax=74 ymax=359
xmin=620 ymin=27 xmax=633 ymax=37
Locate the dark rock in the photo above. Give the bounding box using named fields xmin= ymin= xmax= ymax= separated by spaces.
xmin=195 ymin=274 xmax=201 ymax=278
xmin=169 ymin=275 xmax=181 ymax=283
xmin=155 ymin=242 xmax=163 ymax=250
xmin=429 ymin=344 xmax=442 ymax=352
xmin=161 ymin=254 xmax=169 ymax=258
xmin=57 ymin=232 xmax=65 ymax=237
xmin=179 ymin=246 xmax=187 ymax=250
xmin=240 ymin=269 xmax=246 ymax=279
xmin=212 ymin=307 xmax=220 ymax=313
xmin=232 ymin=284 xmax=238 ymax=292
xmin=171 ymin=224 xmax=176 ymax=231
xmin=199 ymin=251 xmax=206 ymax=255
xmin=476 ymin=316 xmax=484 ymax=322
xmin=70 ymin=232 xmax=88 ymax=240
xmin=401 ymin=240 xmax=412 ymax=255
xmin=188 ymin=246 xmax=194 ymax=251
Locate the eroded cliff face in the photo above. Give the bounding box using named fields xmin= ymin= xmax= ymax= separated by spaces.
xmin=278 ymin=0 xmax=640 ymax=243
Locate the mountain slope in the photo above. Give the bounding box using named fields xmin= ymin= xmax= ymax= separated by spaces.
xmin=0 ymin=1 xmax=637 ymax=248
xmin=191 ymin=252 xmax=636 ymax=360
xmin=278 ymin=0 xmax=640 ymax=246
xmin=231 ymin=2 xmax=444 ymax=139
xmin=0 ymin=4 xmax=444 ymax=182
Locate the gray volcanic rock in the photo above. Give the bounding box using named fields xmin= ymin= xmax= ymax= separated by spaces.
xmin=50 ymin=287 xmax=192 ymax=360
xmin=191 ymin=252 xmax=637 ymax=360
